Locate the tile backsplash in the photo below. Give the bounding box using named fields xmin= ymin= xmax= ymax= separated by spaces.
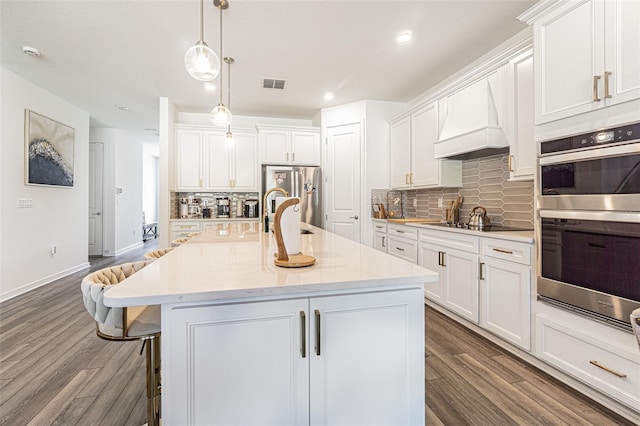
xmin=372 ymin=153 xmax=534 ymax=229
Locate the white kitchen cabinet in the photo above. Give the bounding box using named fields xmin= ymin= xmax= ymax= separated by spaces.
xmin=390 ymin=102 xmax=461 ymax=190
xmin=175 ymin=129 xmax=204 ymax=191
xmin=419 ymin=229 xmax=480 ymax=323
xmin=505 ymin=49 xmax=535 ymax=180
xmin=205 ymin=130 xmax=258 ymax=191
xmin=480 ymin=238 xmax=532 ymax=350
xmin=536 ymin=312 xmax=640 ymax=411
xmin=387 ymin=224 xmax=418 ymax=263
xmin=524 ymin=0 xmax=640 ymax=124
xmin=163 ymin=288 xmax=425 ymax=425
xmin=175 ymin=127 xmax=258 ymax=192
xmin=170 ymin=220 xmax=201 ymax=241
xmin=258 ymin=125 xmax=321 ymax=165
xmin=372 ymin=221 xmax=388 ymax=253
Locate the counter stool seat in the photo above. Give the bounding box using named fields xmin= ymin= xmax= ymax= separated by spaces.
xmin=171 ymin=237 xmax=190 ymax=247
xmin=81 ymin=260 xmax=161 ymax=425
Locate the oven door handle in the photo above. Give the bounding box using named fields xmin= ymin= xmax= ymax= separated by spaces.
xmin=538 ymin=142 xmax=640 ymax=166
xmin=539 ymin=209 xmax=640 ymax=223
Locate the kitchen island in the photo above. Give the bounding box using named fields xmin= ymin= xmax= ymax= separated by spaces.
xmin=105 ymin=222 xmax=437 ymax=426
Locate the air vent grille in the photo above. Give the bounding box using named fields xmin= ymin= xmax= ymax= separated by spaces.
xmin=263 ymin=78 xmax=286 ymax=90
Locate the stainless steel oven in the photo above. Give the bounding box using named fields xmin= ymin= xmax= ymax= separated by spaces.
xmin=537 ymin=122 xmax=640 ymax=330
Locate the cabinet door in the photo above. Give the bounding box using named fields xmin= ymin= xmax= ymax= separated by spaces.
xmin=232 ymin=132 xmax=258 ymax=191
xmin=390 ymin=116 xmax=411 ymax=189
xmin=291 ymin=131 xmax=320 ymax=165
xmin=310 ymin=289 xmax=424 ymax=426
xmin=411 ymin=101 xmax=439 ymax=187
xmin=507 ymin=50 xmax=535 ymax=180
xmin=175 ymin=129 xmax=203 ymax=190
xmin=443 ymin=249 xmax=479 ymax=323
xmin=204 ymin=131 xmax=232 ymax=191
xmin=373 ymin=231 xmax=387 ymax=253
xmin=534 ymin=0 xmax=605 ymax=123
xmin=604 ymin=0 xmax=640 ymax=106
xmin=261 ymin=129 xmax=290 ymax=164
xmin=163 ymin=299 xmax=310 ymax=426
xmin=418 ymin=242 xmax=446 ymax=304
xmin=481 ymin=257 xmax=531 ymax=350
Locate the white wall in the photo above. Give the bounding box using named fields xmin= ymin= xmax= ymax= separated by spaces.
xmin=0 ymin=66 xmax=90 ymax=301
xmin=143 ymin=143 xmax=159 ymax=223
xmin=90 ymin=127 xmax=144 ymax=255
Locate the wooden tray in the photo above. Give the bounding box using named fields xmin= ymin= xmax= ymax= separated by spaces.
xmin=386 ymin=218 xmax=442 ymax=223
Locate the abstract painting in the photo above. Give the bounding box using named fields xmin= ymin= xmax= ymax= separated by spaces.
xmin=25 ymin=110 xmax=75 ymax=187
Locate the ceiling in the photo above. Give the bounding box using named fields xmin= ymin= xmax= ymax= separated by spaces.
xmin=1 ymin=0 xmax=535 ymax=141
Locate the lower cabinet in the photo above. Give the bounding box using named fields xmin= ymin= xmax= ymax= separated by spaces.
xmin=387 ymin=224 xmax=418 ymax=263
xmin=373 ymin=221 xmax=388 ymax=253
xmin=536 ymin=313 xmax=640 ymax=411
xmin=162 ymin=288 xmax=425 ymax=425
xmin=170 ymin=220 xmax=201 ymax=241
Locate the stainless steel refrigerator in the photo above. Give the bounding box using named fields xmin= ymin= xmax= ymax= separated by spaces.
xmin=262 ymin=165 xmax=322 ymax=228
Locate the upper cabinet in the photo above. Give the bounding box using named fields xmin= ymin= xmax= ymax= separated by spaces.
xmin=175 ymin=127 xmax=258 ymax=192
xmin=257 ymin=125 xmax=321 ymax=165
xmin=521 ymin=0 xmax=640 ymax=124
xmin=505 ymin=50 xmax=535 ymax=180
xmin=390 ymin=102 xmax=462 ymax=190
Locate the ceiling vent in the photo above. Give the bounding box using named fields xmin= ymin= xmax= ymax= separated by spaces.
xmin=263 ymin=78 xmax=286 ymax=90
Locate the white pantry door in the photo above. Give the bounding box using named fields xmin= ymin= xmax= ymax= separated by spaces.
xmin=325 ymin=123 xmax=361 ymax=242
xmin=88 ymin=142 xmax=104 ymax=256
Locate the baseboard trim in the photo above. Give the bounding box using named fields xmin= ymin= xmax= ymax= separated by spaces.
xmin=105 ymin=242 xmax=144 ymax=257
xmin=0 ymin=262 xmax=91 ymax=303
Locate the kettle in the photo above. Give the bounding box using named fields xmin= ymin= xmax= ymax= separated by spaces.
xmin=468 ymin=206 xmax=491 ymax=229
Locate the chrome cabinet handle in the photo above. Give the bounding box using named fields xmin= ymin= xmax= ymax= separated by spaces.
xmin=508 ymin=155 xmax=513 ymax=172
xmin=314 ymin=309 xmax=321 ymax=356
xmin=300 ymin=311 xmax=306 ymax=358
xmin=589 ymin=360 xmax=626 ymax=378
xmin=479 ymin=262 xmax=485 ymax=280
xmin=396 ymin=247 xmax=405 ymax=251
xmin=593 ymin=75 xmax=602 ymax=102
xmin=604 ymin=71 xmax=612 ymax=99
xmin=93 ymin=212 xmax=101 ymax=216
xmin=382 ymin=236 xmax=386 ymax=248
xmin=286 ymin=152 xmax=289 ymax=162
xmin=292 ymin=152 xmax=295 ymax=162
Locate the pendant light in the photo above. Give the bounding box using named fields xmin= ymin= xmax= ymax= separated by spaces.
xmin=184 ymin=0 xmax=220 ymax=81
xmin=224 ymin=57 xmax=235 ymax=147
xmin=210 ymin=0 xmax=232 ymax=127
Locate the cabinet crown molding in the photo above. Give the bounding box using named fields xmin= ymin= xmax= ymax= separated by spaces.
xmin=174 ymin=123 xmax=258 ymax=134
xmin=518 ymin=0 xmax=587 ymax=25
xmin=255 ymin=124 xmax=320 ymax=132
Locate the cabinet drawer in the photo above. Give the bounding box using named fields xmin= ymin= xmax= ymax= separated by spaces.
xmin=419 ymin=229 xmax=479 ymax=253
xmin=171 ymin=221 xmax=201 ymax=232
xmin=388 ymin=224 xmax=418 ymax=241
xmin=372 ymin=222 xmax=388 ymax=233
xmin=536 ymin=315 xmax=640 ymax=409
xmin=482 ymin=238 xmax=531 ymax=266
xmin=387 ymin=236 xmax=417 ymax=263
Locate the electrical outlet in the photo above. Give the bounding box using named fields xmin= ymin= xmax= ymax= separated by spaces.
xmin=50 ymin=245 xmax=57 ymax=256
xmin=438 ymin=198 xmax=443 ymax=208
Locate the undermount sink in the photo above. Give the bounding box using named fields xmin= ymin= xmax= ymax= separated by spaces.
xmin=300 ymin=229 xmax=314 ymax=234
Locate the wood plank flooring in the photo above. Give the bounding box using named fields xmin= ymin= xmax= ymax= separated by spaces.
xmin=0 ymin=239 xmax=635 ymax=425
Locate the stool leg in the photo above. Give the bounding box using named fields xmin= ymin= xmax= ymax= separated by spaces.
xmin=146 ymin=335 xmax=161 ymax=426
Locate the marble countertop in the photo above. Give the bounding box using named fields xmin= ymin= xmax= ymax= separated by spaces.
xmin=104 ymin=222 xmax=437 ymax=307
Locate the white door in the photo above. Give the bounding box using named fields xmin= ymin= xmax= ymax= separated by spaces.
xmin=310 ymin=289 xmax=425 ymax=426
xmin=291 ymin=131 xmax=320 ymax=165
xmin=444 ymin=249 xmax=480 ymax=323
xmin=418 ymin=242 xmax=446 ymax=304
xmin=204 ymin=131 xmax=231 ymax=191
xmin=261 ymin=129 xmax=290 ymax=164
xmin=175 ymin=129 xmax=204 ymax=190
xmin=232 ymin=132 xmax=259 ymax=191
xmin=325 ymin=123 xmax=361 ymax=242
xmin=88 ymin=142 xmax=104 ymax=256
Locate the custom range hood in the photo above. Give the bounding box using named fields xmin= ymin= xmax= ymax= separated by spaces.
xmin=435 ymin=70 xmax=508 ymax=158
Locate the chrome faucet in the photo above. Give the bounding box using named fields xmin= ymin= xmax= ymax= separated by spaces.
xmin=263 ymin=187 xmax=289 ymax=232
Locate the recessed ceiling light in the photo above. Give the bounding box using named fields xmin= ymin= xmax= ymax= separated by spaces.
xmin=22 ymin=46 xmax=41 ymax=57
xmin=323 ymin=92 xmax=334 ymax=101
xmin=396 ymin=31 xmax=413 ymax=44
xmin=115 ymin=104 xmax=130 ymax=111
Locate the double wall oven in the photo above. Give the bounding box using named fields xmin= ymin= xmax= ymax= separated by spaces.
xmin=537 ymin=122 xmax=640 ymax=330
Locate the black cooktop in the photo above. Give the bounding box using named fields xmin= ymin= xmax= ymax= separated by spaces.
xmin=429 ymin=222 xmax=533 ymax=232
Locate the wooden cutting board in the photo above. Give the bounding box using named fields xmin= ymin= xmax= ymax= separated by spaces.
xmin=386 ymin=218 xmax=442 ymax=223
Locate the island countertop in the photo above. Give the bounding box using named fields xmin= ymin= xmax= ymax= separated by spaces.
xmin=104 ymin=222 xmax=438 ymax=307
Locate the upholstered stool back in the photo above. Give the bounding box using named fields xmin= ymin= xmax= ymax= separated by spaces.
xmin=171 ymin=237 xmax=191 ymax=247
xmin=144 ymin=247 xmax=173 ymax=261
xmin=81 ymin=260 xmax=158 ymax=339
xmin=632 ymin=308 xmax=640 ymax=351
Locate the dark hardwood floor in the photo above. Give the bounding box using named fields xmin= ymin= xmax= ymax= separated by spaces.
xmin=0 ymin=239 xmax=634 ymax=425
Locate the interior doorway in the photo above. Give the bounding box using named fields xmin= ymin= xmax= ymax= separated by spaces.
xmin=88 ymin=142 xmax=104 ymax=256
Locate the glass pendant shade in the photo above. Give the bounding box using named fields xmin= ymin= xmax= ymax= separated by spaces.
xmin=211 ymin=104 xmax=232 ymax=127
xmin=184 ymin=41 xmax=220 ymax=81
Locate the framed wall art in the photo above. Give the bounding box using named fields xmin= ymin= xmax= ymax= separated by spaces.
xmin=25 ymin=109 xmax=75 ymax=187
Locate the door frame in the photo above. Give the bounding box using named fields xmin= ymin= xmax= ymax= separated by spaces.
xmin=89 ymin=141 xmax=105 ymax=256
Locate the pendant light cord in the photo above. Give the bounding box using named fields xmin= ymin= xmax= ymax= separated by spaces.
xmin=199 ymin=0 xmax=204 ymax=41
xmin=218 ymin=3 xmax=224 ymax=105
